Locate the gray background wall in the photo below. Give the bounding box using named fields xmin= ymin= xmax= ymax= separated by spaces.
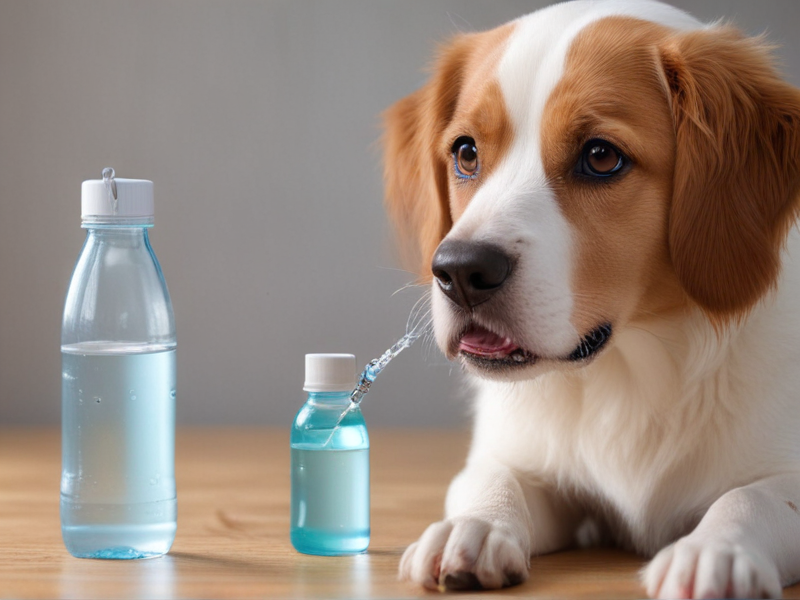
xmin=1 ymin=1 xmax=799 ymax=427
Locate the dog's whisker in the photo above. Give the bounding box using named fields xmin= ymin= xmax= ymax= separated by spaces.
xmin=391 ymin=281 xmax=427 ymax=297
xmin=377 ymin=265 xmax=421 ymax=276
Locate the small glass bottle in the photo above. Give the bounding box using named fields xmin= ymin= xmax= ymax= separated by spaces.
xmin=60 ymin=168 xmax=177 ymax=559
xmin=291 ymin=353 xmax=370 ymax=555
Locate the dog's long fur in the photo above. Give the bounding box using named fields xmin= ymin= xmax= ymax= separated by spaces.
xmin=383 ymin=2 xmax=800 ymax=598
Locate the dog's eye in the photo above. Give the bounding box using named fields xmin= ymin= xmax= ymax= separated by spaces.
xmin=577 ymin=139 xmax=625 ymax=178
xmin=452 ymin=136 xmax=479 ymax=179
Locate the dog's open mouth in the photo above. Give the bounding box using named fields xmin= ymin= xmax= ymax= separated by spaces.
xmin=457 ymin=322 xmax=613 ymax=369
xmin=458 ymin=326 xmax=536 ymax=367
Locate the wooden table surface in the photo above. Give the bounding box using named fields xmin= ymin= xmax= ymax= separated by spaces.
xmin=2 ymin=428 xmax=799 ymax=599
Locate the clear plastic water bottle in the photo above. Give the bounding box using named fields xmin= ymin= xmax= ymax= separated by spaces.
xmin=60 ymin=168 xmax=177 ymax=559
xmin=291 ymin=353 xmax=370 ymax=555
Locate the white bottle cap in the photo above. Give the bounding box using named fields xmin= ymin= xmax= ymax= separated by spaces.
xmin=304 ymin=353 xmax=356 ymax=392
xmin=81 ymin=167 xmax=154 ymax=226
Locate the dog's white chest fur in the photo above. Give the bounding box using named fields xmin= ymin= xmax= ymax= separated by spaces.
xmin=468 ymin=229 xmax=800 ymax=555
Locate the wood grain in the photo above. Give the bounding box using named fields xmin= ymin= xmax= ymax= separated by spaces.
xmin=1 ymin=428 xmax=798 ymax=599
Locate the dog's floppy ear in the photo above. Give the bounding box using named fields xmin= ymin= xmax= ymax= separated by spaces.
xmin=383 ymin=35 xmax=475 ymax=280
xmin=662 ymin=27 xmax=800 ymax=323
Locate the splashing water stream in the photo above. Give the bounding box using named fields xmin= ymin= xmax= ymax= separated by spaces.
xmin=323 ymin=296 xmax=432 ymax=446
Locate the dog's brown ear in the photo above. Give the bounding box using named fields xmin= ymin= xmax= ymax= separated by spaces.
xmin=662 ymin=27 xmax=800 ymax=323
xmin=383 ymin=35 xmax=475 ymax=281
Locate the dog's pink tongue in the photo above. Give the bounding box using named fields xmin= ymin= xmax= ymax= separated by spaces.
xmin=459 ymin=327 xmax=518 ymax=358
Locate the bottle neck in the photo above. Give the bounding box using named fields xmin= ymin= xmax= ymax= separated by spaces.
xmin=307 ymin=391 xmax=352 ymax=405
xmin=84 ymin=227 xmax=150 ymax=246
xmin=85 ymin=226 xmax=148 ymax=235
xmin=82 ymin=216 xmax=153 ymax=228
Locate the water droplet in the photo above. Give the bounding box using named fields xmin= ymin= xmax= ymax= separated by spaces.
xmin=94 ymin=397 xmax=101 ymax=403
xmin=170 ymin=389 xmax=176 ymax=400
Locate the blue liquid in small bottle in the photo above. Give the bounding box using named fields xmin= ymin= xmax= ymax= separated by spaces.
xmin=61 ymin=345 xmax=177 ymax=559
xmin=291 ymin=389 xmax=369 ymax=555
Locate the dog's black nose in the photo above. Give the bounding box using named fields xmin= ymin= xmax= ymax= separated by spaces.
xmin=431 ymin=240 xmax=512 ymax=309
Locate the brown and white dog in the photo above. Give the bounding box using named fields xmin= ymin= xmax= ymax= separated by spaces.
xmin=383 ymin=1 xmax=800 ymax=598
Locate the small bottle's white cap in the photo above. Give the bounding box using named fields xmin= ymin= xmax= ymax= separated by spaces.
xmin=81 ymin=168 xmax=154 ymax=225
xmin=304 ymin=353 xmax=356 ymax=392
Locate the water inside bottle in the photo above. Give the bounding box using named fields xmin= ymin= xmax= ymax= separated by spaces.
xmin=291 ymin=447 xmax=370 ymax=554
xmin=60 ymin=342 xmax=177 ymax=559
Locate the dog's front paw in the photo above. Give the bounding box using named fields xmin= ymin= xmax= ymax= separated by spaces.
xmin=399 ymin=517 xmax=529 ymax=591
xmin=642 ymin=538 xmax=781 ymax=599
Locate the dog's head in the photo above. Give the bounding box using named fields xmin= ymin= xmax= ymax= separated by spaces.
xmin=383 ymin=1 xmax=800 ymax=380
